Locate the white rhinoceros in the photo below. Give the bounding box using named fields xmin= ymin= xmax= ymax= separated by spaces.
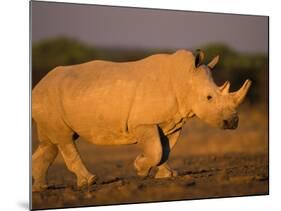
xmin=32 ymin=49 xmax=251 ymax=191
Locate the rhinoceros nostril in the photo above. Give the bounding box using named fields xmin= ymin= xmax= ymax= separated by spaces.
xmin=223 ymin=120 xmax=228 ymax=128
xmin=233 ymin=116 xmax=239 ymax=126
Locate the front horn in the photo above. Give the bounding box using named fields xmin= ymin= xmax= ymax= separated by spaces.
xmin=232 ymin=79 xmax=252 ymax=106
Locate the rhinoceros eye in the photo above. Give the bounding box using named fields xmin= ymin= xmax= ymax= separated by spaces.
xmin=207 ymin=95 xmax=213 ymax=101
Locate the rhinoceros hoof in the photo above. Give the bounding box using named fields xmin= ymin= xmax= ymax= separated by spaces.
xmin=77 ymin=174 xmax=97 ymax=190
xmin=135 ymin=163 xmax=150 ymax=177
xmin=154 ymin=168 xmax=178 ymax=179
xmin=134 ymin=155 xmax=151 ymax=177
xmin=32 ymin=183 xmax=48 ymax=192
xmin=136 ymin=169 xmax=150 ymax=177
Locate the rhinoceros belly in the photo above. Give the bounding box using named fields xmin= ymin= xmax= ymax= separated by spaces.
xmin=78 ymin=127 xmax=136 ymax=145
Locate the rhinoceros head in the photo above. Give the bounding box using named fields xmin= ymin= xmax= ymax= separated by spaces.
xmin=189 ymin=50 xmax=252 ymax=129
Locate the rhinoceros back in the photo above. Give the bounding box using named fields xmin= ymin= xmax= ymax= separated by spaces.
xmin=32 ymin=51 xmax=193 ymax=145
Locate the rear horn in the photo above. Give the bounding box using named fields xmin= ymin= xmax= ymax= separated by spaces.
xmin=219 ymin=81 xmax=230 ymax=95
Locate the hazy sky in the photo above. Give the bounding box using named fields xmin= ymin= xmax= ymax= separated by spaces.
xmin=31 ymin=1 xmax=268 ymax=53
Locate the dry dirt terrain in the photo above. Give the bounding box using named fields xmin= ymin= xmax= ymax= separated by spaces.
xmin=31 ymin=106 xmax=268 ymax=210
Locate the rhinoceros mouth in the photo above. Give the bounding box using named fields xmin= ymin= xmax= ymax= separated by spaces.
xmin=222 ymin=116 xmax=239 ymax=130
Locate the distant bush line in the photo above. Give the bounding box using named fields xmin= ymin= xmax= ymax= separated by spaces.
xmin=32 ymin=37 xmax=268 ymax=104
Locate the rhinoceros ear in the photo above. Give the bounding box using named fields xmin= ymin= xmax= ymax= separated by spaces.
xmin=208 ymin=55 xmax=220 ymax=69
xmin=195 ymin=49 xmax=205 ymax=68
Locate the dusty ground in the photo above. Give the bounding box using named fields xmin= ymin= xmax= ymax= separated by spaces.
xmin=31 ymin=106 xmax=269 ymax=210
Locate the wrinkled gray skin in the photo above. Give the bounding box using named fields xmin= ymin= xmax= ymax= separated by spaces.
xmin=32 ymin=49 xmax=251 ymax=191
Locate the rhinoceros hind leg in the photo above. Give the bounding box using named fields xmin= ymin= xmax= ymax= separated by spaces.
xmin=58 ymin=140 xmax=97 ymax=189
xmin=32 ymin=127 xmax=58 ymax=192
xmin=134 ymin=125 xmax=163 ymax=177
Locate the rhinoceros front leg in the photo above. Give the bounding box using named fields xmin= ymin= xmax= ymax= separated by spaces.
xmin=58 ymin=141 xmax=97 ymax=189
xmin=155 ymin=129 xmax=181 ymax=179
xmin=134 ymin=125 xmax=163 ymax=177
